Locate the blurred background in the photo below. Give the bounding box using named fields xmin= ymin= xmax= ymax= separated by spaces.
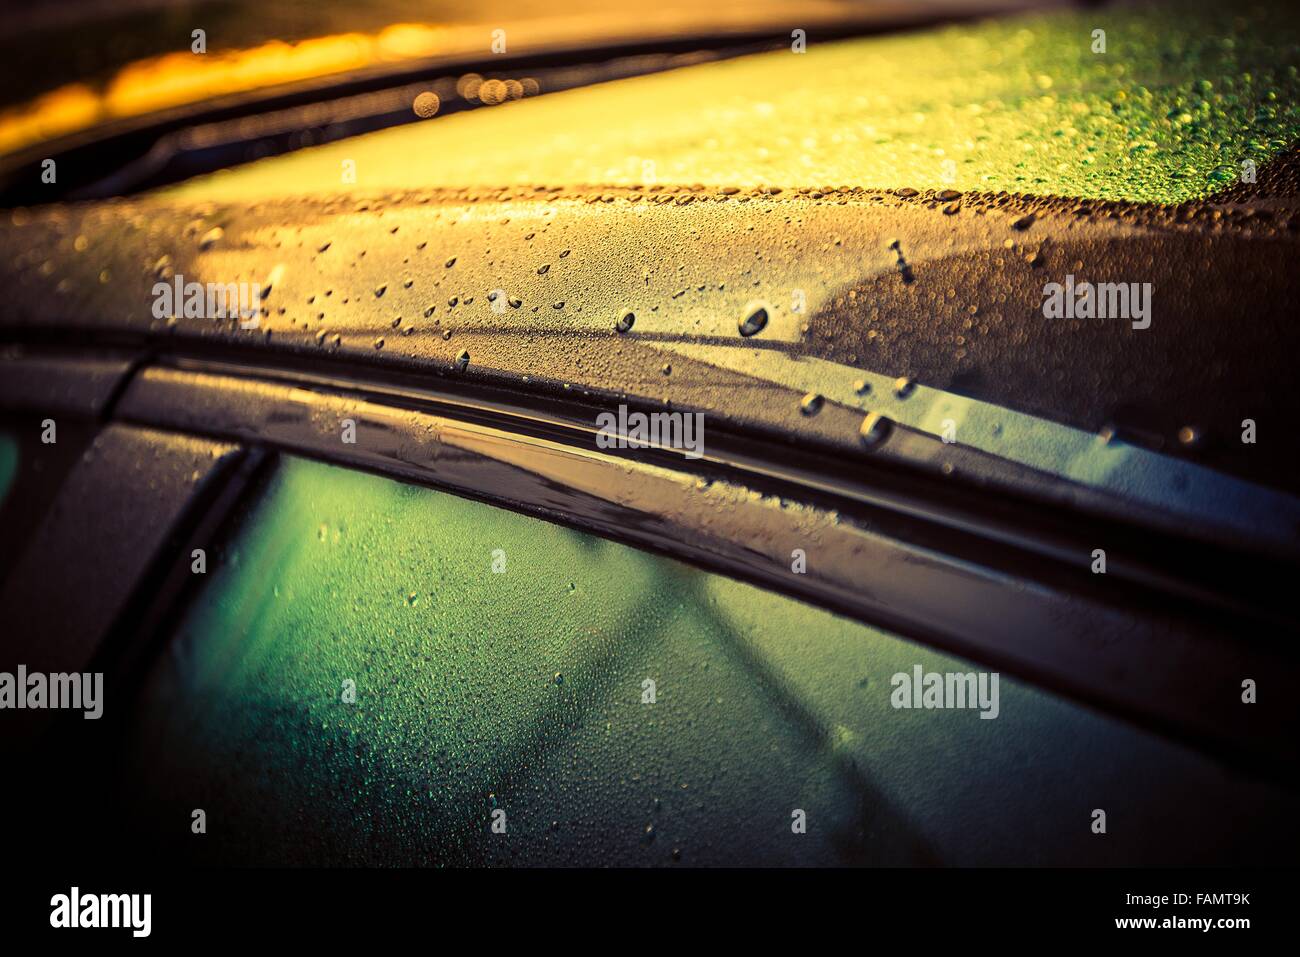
xmin=0 ymin=0 xmax=1056 ymax=155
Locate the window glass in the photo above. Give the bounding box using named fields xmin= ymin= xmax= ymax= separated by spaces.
xmin=121 ymin=454 xmax=1289 ymax=865
xmin=162 ymin=1 xmax=1300 ymax=205
xmin=0 ymin=431 xmax=16 ymax=508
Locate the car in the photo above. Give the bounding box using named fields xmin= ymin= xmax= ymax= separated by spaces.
xmin=0 ymin=0 xmax=1297 ymax=873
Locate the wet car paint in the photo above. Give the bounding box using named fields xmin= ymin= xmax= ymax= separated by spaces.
xmin=4 ymin=0 xmax=1299 ymax=511
xmin=2 ymin=179 xmax=1297 ymax=522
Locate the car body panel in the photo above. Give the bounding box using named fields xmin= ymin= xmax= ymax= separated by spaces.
xmin=0 ymin=424 xmax=241 ymax=682
xmin=3 ymin=179 xmax=1298 ymax=519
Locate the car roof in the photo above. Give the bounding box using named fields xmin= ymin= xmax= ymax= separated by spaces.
xmin=2 ymin=179 xmax=1299 ymax=539
xmin=2 ymin=0 xmax=1299 ymax=543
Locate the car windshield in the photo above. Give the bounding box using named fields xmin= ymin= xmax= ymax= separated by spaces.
xmin=0 ymin=0 xmax=1042 ymax=159
xmin=159 ymin=0 xmax=1300 ymax=204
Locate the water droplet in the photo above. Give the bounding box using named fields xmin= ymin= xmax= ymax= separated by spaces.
xmin=893 ymin=376 xmax=917 ymax=399
xmin=615 ymin=309 xmax=635 ymax=333
xmin=1011 ymin=213 xmax=1036 ymax=231
xmin=454 ymin=349 xmax=470 ymax=371
xmin=853 ymin=379 xmax=871 ymax=395
xmin=800 ymin=392 xmax=824 ymax=416
xmin=859 ymin=412 xmax=893 ymax=446
xmin=198 ymin=226 xmax=223 ymax=250
xmin=413 ymin=91 xmax=440 ymax=118
xmin=1177 ymin=425 xmax=1201 ymax=447
xmin=374 ymin=283 xmax=387 ymax=297
xmin=739 ymin=301 xmax=770 ymax=337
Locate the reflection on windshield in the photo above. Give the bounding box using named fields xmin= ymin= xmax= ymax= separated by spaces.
xmin=163 ymin=0 xmax=1300 ymax=205
xmin=0 ymin=0 xmax=1038 ymax=156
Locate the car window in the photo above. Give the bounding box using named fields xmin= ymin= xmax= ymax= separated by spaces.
xmin=119 ymin=453 xmax=1292 ymax=866
xmin=0 ymin=431 xmax=16 ymax=508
